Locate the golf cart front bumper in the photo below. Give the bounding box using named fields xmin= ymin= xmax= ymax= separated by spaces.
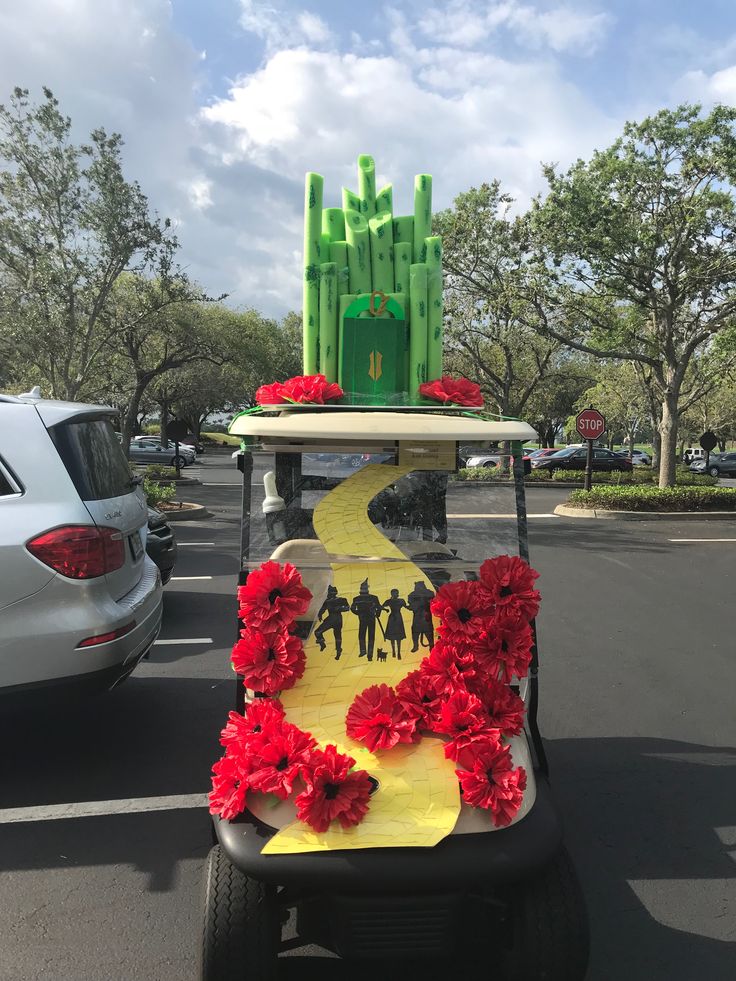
xmin=214 ymin=774 xmax=562 ymax=893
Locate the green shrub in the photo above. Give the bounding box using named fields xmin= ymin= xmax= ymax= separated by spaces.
xmin=143 ymin=464 xmax=177 ymax=479
xmin=455 ymin=467 xmax=508 ymax=482
xmin=143 ymin=424 xmax=160 ymax=436
xmin=143 ymin=478 xmax=177 ymax=508
xmin=567 ymin=485 xmax=736 ymax=512
xmin=202 ymin=431 xmax=241 ymax=446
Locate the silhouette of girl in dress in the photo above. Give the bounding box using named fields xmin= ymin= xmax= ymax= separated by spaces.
xmin=381 ymin=588 xmax=408 ymax=660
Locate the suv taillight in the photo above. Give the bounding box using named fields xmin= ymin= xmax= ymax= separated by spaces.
xmin=26 ymin=525 xmax=126 ymax=579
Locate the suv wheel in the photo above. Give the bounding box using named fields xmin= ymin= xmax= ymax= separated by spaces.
xmin=173 ymin=455 xmax=188 ymax=468
xmin=710 ymin=465 xmax=720 ymax=477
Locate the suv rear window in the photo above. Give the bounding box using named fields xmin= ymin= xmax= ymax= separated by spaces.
xmin=51 ymin=417 xmax=133 ymax=501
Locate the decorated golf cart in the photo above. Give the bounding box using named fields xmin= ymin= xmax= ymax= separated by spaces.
xmin=200 ymin=156 xmax=589 ymax=980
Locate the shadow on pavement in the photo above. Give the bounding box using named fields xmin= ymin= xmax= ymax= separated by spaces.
xmin=530 ymin=524 xmax=669 ymax=553
xmin=0 ymin=732 xmax=732 ymax=978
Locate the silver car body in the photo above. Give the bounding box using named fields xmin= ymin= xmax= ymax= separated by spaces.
xmin=0 ymin=394 xmax=162 ymax=695
xmin=128 ymin=439 xmax=194 ymax=466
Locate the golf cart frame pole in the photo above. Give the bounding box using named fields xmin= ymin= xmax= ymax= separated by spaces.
xmin=512 ymin=441 xmax=549 ymax=777
xmin=235 ymin=448 xmax=253 ymax=714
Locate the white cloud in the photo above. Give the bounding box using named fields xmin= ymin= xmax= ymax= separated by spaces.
xmin=417 ymin=0 xmax=612 ymax=55
xmin=239 ymin=0 xmax=333 ymax=53
xmin=677 ymin=64 xmax=736 ymax=103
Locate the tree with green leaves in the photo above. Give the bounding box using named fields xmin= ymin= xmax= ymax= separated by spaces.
xmin=531 ymin=104 xmax=736 ymax=487
xmin=0 ymin=87 xmax=204 ymax=400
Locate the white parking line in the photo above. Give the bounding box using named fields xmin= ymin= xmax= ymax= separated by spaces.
xmin=153 ymin=637 xmax=213 ymax=645
xmin=668 ymin=539 xmax=736 ymax=543
xmin=170 ymin=576 xmax=213 ymax=581
xmin=0 ymin=793 xmax=209 ymax=824
xmin=176 ymin=542 xmax=214 ymax=546
xmin=202 ymin=482 xmax=240 ymax=486
xmin=447 ymin=513 xmax=559 ymax=519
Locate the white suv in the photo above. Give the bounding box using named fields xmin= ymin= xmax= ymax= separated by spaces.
xmin=0 ymin=391 xmax=163 ymax=697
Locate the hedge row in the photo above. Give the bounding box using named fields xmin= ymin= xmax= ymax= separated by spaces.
xmin=455 ymin=466 xmax=716 ymax=487
xmin=567 ymin=486 xmax=736 ymax=512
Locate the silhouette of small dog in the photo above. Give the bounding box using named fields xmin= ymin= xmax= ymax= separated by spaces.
xmin=376 ymin=648 xmax=388 ymax=663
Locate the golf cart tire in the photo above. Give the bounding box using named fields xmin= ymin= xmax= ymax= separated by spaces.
xmin=200 ymin=845 xmax=278 ymax=981
xmin=503 ymin=846 xmax=589 ymax=981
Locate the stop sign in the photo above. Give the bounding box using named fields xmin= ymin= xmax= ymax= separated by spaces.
xmin=576 ymin=408 xmax=606 ymax=441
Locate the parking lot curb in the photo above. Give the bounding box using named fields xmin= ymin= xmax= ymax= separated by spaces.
xmin=554 ymin=504 xmax=736 ymax=520
xmin=162 ymin=503 xmax=212 ymax=521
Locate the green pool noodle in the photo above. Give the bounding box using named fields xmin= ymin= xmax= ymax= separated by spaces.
xmin=369 ymin=212 xmax=394 ymax=293
xmin=358 ymin=154 xmax=376 ymax=217
xmin=393 ymin=215 xmax=414 ymax=252
xmin=409 ymin=263 xmax=428 ymax=400
xmin=425 ymin=235 xmax=443 ymax=380
xmin=303 ymin=172 xmax=323 ymax=373
xmin=375 ymin=183 xmax=393 ymax=214
xmin=319 ymin=262 xmax=338 ymax=383
xmin=337 ymin=293 xmax=358 ymax=388
xmin=329 ymin=241 xmax=350 ymax=296
xmin=389 ymin=292 xmax=408 ymax=321
xmin=320 ymin=232 xmax=331 ymax=261
xmin=342 ymin=187 xmax=361 ymax=213
xmin=345 ymin=208 xmax=372 ymax=295
xmin=394 ymin=241 xmax=412 ymax=295
xmin=413 ymin=174 xmax=432 ymax=263
xmin=322 ymin=207 xmax=345 ymax=243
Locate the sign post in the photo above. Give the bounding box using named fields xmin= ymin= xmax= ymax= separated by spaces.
xmin=699 ymin=430 xmax=717 ymax=473
xmin=575 ymin=407 xmax=607 ymax=492
xmin=167 ymin=418 xmax=188 ymax=479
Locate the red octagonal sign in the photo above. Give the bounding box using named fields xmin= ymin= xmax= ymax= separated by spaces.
xmin=576 ymin=408 xmax=606 ymax=441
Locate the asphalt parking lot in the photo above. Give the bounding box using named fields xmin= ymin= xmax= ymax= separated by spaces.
xmin=0 ymin=451 xmax=733 ymax=981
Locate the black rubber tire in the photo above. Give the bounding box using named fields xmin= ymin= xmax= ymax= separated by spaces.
xmin=200 ymin=845 xmax=279 ymax=981
xmin=173 ymin=455 xmax=188 ymax=468
xmin=502 ymin=847 xmax=589 ymax=981
xmin=710 ymin=466 xmax=720 ymax=477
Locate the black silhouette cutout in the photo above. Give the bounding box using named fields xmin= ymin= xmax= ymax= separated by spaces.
xmin=350 ymin=579 xmax=383 ymax=661
xmin=314 ymin=585 xmax=350 ymax=660
xmin=381 ymin=589 xmax=408 ymax=660
xmin=407 ymin=581 xmax=435 ymax=652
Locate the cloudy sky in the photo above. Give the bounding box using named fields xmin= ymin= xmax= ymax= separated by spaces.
xmin=1 ymin=0 xmax=735 ymax=314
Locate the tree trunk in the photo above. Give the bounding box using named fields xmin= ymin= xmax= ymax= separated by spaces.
xmin=160 ymin=398 xmax=169 ymax=448
xmin=121 ymin=382 xmax=147 ymax=451
xmin=658 ymin=393 xmax=679 ymax=488
xmin=718 ymin=437 xmax=726 ymax=452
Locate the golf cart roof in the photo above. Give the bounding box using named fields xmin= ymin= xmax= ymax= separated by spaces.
xmin=230 ymin=409 xmax=537 ymax=443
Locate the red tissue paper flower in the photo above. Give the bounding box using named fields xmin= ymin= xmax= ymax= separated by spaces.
xmin=433 ymin=688 xmax=498 ymax=761
xmin=395 ymin=669 xmax=445 ymax=728
xmin=248 ymin=722 xmax=316 ymax=799
xmin=419 ymin=640 xmax=477 ymax=695
xmin=479 ymin=555 xmax=540 ymax=623
xmin=232 ymin=627 xmax=306 ymax=695
xmin=455 ymin=738 xmax=527 ymax=827
xmin=255 ymin=374 xmax=344 ymax=406
xmin=471 ymin=621 xmax=534 ymax=683
xmin=469 ymin=677 xmax=526 ymax=736
xmin=295 ymin=744 xmax=372 ymax=833
xmin=209 ymin=754 xmax=249 ymax=820
xmin=219 ymin=699 xmax=284 ymax=754
xmin=346 ymin=684 xmax=417 ymax=752
xmin=430 ymin=580 xmax=495 ymax=640
xmin=237 ymin=561 xmax=312 ymax=631
xmin=419 ymin=375 xmax=484 ymax=408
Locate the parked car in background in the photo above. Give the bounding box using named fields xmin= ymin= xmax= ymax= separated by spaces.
xmin=683 ymin=447 xmax=706 ymax=464
xmin=523 ymin=448 xmax=560 ymax=463
xmin=464 ymin=452 xmax=501 ymax=468
xmin=702 ymin=452 xmax=736 ymax=477
xmin=145 ymin=506 xmax=177 ymax=585
xmin=133 ymin=435 xmax=196 ymax=459
xmin=0 ymin=390 xmax=162 ymax=698
xmin=127 ymin=439 xmax=194 ymax=468
xmin=180 ymin=434 xmax=204 ymax=454
xmin=532 ymin=446 xmax=633 ymax=472
xmin=614 ymin=448 xmax=651 ymax=466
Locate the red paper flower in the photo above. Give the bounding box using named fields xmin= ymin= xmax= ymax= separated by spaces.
xmin=395 ymin=670 xmax=445 ymax=728
xmin=255 ymin=374 xmax=344 ymax=406
xmin=479 ymin=555 xmax=540 ymax=623
xmin=433 ymin=688 xmax=498 ymax=761
xmin=248 ymin=723 xmax=316 ymax=799
xmin=232 ymin=627 xmax=306 ymax=695
xmin=219 ymin=699 xmax=285 ymax=754
xmin=419 ymin=375 xmax=484 ymax=408
xmin=208 ymin=754 xmax=249 ymax=820
xmin=469 ymin=677 xmax=526 ymax=736
xmin=295 ymin=745 xmax=372 ymax=833
xmin=346 ymin=684 xmax=417 ymax=752
xmin=471 ymin=622 xmax=534 ymax=683
xmin=419 ymin=641 xmax=477 ymax=695
xmin=455 ymin=739 xmax=527 ymax=827
xmin=430 ymin=580 xmax=495 ymax=640
xmin=237 ymin=561 xmax=312 ymax=630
